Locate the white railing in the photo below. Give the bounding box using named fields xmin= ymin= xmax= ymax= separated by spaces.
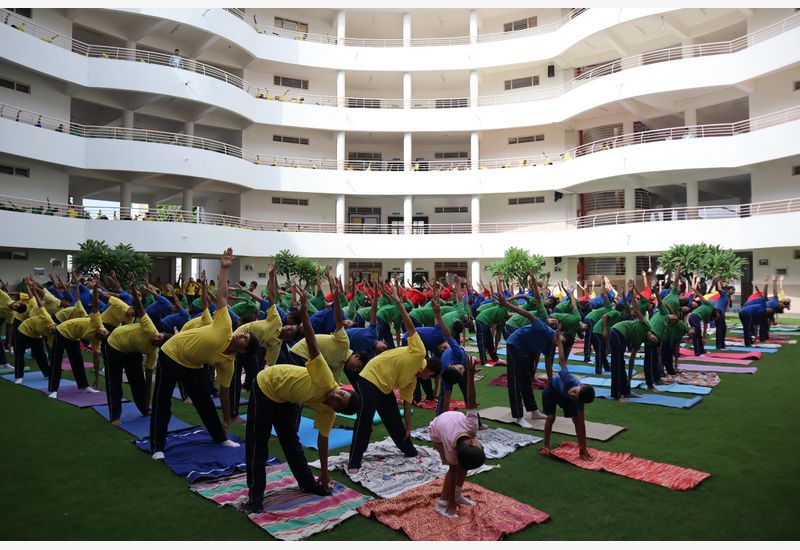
xmin=3 ymin=100 xmax=799 ymax=173
xmin=224 ymin=8 xmax=588 ymax=47
xmin=4 ymin=9 xmax=799 ymax=111
xmin=2 ymin=194 xmax=799 ymax=236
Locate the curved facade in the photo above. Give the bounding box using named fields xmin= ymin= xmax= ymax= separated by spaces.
xmin=1 ymin=6 xmax=799 ymax=303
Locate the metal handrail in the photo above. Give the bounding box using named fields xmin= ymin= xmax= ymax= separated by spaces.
xmin=4 ymin=9 xmax=798 ymax=110
xmin=3 ymin=100 xmax=799 ymax=173
xmin=2 ymin=194 xmax=799 ymax=235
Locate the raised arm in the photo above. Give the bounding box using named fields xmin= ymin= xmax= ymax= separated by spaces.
xmin=216 ymin=248 xmax=234 ymax=309
xmin=431 ymin=282 xmax=452 ymax=340
xmin=494 ymin=282 xmax=534 ymax=321
xmin=129 ymin=273 xmax=145 ymax=316
xmin=331 ymin=273 xmax=344 ymax=332
xmin=387 ymin=281 xmax=415 ymax=337
xmin=369 ymin=280 xmax=380 ymax=325
xmin=296 ymin=288 xmax=320 ymax=360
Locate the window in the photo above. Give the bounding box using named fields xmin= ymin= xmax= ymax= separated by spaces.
xmin=636 ymin=256 xmax=659 ymax=274
xmin=435 ymin=261 xmax=468 ymax=269
xmin=347 ymin=98 xmax=381 ymax=108
xmin=508 ymin=134 xmax=544 ymax=145
xmin=794 ymin=250 xmax=800 ymax=260
xmin=434 ymin=98 xmax=468 ymax=109
xmin=504 ymin=76 xmax=539 ymax=90
xmin=274 ymin=17 xmax=308 ymax=33
xmin=434 ymin=206 xmax=468 ymax=213
xmin=271 ymin=197 xmax=308 ymax=206
xmin=793 ymin=165 xmax=800 ymax=176
xmin=0 ymin=250 xmax=29 ymax=260
xmin=794 ymin=81 xmax=800 ymax=92
xmin=0 ymin=163 xmax=29 ymax=177
xmin=273 ymin=75 xmax=309 ymax=89
xmin=0 ymin=77 xmax=31 ymax=94
xmin=434 ymin=152 xmax=468 ymax=159
xmin=7 ymin=8 xmax=31 ymax=18
xmin=503 ymin=16 xmax=537 ymax=32
xmin=583 ymin=257 xmax=625 ymax=276
xmin=508 ymin=196 xmax=544 ymax=205
xmin=272 ymin=135 xmax=309 ymax=145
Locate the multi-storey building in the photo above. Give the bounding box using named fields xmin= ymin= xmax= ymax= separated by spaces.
xmin=1 ymin=7 xmax=798 ymax=306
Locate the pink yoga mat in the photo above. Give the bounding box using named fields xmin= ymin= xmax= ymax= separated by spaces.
xmin=37 ymin=385 xmax=114 ymax=407
xmin=550 ymin=441 xmax=710 ymax=490
xmin=60 ymin=359 xmax=95 ymax=372
xmin=678 ymin=348 xmax=760 ymax=362
xmin=678 ymin=364 xmax=757 ymax=375
xmin=677 ymin=349 xmax=752 ymax=365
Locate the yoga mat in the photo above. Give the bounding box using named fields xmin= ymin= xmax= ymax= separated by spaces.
xmin=479 ymin=406 xmax=624 ymax=442
xmin=415 ymin=398 xmax=467 ymax=410
xmin=676 ymin=349 xmax=753 ymax=365
xmin=484 ymin=359 xmax=507 ymax=366
xmin=358 ymin=478 xmax=550 ymax=541
xmin=337 ymin=407 xmax=409 ymax=424
xmin=535 ymin=363 xmax=637 ymax=377
xmin=488 ymin=373 xmax=548 ymax=389
xmin=730 ymin=327 xmax=799 ymax=333
xmin=191 ymin=463 xmax=370 ymax=541
xmin=581 ymin=377 xmax=645 ymax=389
xmin=679 ymin=348 xmax=761 ymax=361
xmin=592 ymin=387 xmax=703 ymax=408
xmin=634 ymin=371 xmax=721 ymax=387
xmin=237 ymin=414 xmax=353 ymax=451
xmin=653 ymin=383 xmax=712 ymax=395
xmin=1 ymin=371 xmax=54 ymax=389
xmin=0 ymin=365 xmax=29 ymax=375
xmin=723 ymin=341 xmax=782 ymax=349
xmin=550 ymin=441 xmax=711 ymax=490
xmin=678 ymin=364 xmax=757 ymax=375
xmin=37 ymin=384 xmax=115 ymax=408
xmin=411 ymin=426 xmax=541 ymax=459
xmin=61 ymin=359 xmax=96 ymax=371
xmin=133 ymin=427 xmax=277 ymax=482
xmin=717 ymin=346 xmax=776 ymax=353
xmin=309 ymin=437 xmax=497 ymax=498
xmin=91 ymin=402 xmax=193 ymax=439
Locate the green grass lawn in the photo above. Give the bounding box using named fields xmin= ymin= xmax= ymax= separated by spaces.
xmin=2 ymin=318 xmax=799 ymax=540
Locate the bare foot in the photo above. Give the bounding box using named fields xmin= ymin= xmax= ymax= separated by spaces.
xmin=111 ymin=419 xmax=122 ymax=427
xmin=347 ymin=467 xmax=359 ymax=475
xmin=231 ymin=416 xmax=246 ymax=425
xmin=183 ymin=397 xmax=193 ymax=405
xmin=647 ymin=386 xmax=660 ymax=393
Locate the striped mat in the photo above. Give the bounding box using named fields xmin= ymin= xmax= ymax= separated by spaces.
xmin=358 ymin=478 xmax=550 ymax=541
xmin=190 ymin=463 xmax=371 ymax=541
xmin=550 ymin=441 xmax=710 ymax=490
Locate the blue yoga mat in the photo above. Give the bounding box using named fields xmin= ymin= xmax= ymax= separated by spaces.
xmin=133 ymin=427 xmax=280 ymax=482
xmin=593 ymin=387 xmax=703 ymax=408
xmin=580 ymin=377 xmax=645 ymax=389
xmin=2 ymin=371 xmax=73 ymax=391
xmin=533 ymin=363 xmax=636 ymax=377
xmin=716 ymin=346 xmax=777 ymax=354
xmin=239 ymin=414 xmax=353 ymax=451
xmin=653 ymin=383 xmax=712 ymax=396
xmin=337 ymin=408 xmax=409 ymax=425
xmin=171 ymin=387 xmax=248 ymax=410
xmin=92 ymin=402 xmax=194 ymax=439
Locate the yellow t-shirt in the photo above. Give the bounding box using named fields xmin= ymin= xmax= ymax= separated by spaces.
xmin=107 ymin=314 xmax=159 ymax=369
xmin=55 ymin=301 xmax=86 ymax=323
xmin=56 ymin=311 xmax=103 ymax=348
xmin=42 ymin=290 xmax=62 ymax=316
xmin=100 ymin=296 xmax=132 ymax=328
xmin=19 ymin=307 xmax=55 ymax=338
xmin=359 ymin=331 xmax=426 ymax=402
xmin=290 ymin=327 xmax=352 ymax=383
xmin=162 ymin=308 xmax=235 ymax=387
xmin=0 ymin=289 xmax=12 ymax=309
xmin=256 ymin=354 xmax=338 ymax=437
xmin=181 ymin=308 xmax=212 ymax=332
xmin=183 ymin=281 xmax=198 ymax=297
xmin=235 ymin=305 xmax=281 ymax=366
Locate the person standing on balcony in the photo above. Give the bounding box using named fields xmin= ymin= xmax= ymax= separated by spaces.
xmin=169 ymin=48 xmax=182 ymax=69
xmin=149 ymin=248 xmax=258 ymax=461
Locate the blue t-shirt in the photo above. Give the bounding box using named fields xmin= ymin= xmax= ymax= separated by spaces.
xmin=589 ymin=289 xmax=615 ymax=309
xmin=403 ymin=326 xmax=446 ymax=355
xmin=543 ymin=365 xmax=583 ymax=417
xmin=309 ymin=307 xmax=348 ymax=335
xmin=506 ymin=317 xmax=556 ymax=354
xmin=144 ymin=294 xmax=172 ymax=321
xmin=741 ymin=296 xmax=766 ymax=317
xmin=117 ymin=290 xmax=134 ymax=307
xmin=766 ymin=296 xmax=779 ymax=310
xmin=440 ymin=338 xmax=467 ymax=391
xmin=160 ymin=309 xmax=190 ymax=333
xmin=714 ymin=290 xmax=730 ymax=313
xmin=346 ymin=323 xmax=378 ymax=359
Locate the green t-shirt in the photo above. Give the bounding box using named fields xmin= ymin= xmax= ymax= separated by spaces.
xmin=476 ymin=305 xmax=509 ymax=324
xmin=409 ymin=307 xmax=435 ymax=326
xmin=663 ymin=319 xmax=689 ymax=341
xmin=551 ymin=312 xmax=581 ymax=337
xmin=585 ymin=303 xmax=612 ymax=323
xmin=553 ymin=300 xmax=574 ymax=314
xmin=693 ymin=302 xmax=715 ymax=322
xmin=612 ymin=319 xmax=653 ymax=348
xmin=647 ymin=303 xmax=670 ymax=339
xmin=592 ymin=309 xmax=622 ymax=335
xmin=506 ymin=313 xmax=531 ymax=330
xmin=663 ymin=286 xmax=681 ymax=313
xmin=442 ymin=310 xmax=467 ymax=333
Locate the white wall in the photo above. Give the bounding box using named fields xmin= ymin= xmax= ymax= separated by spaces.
xmin=480 ymin=125 xmax=567 ymax=159
xmin=251 ymin=9 xmax=336 ymax=38
xmin=752 ymin=246 xmax=800 ymax=308
xmin=33 ymin=8 xmax=73 ymax=38
xmin=750 ymin=156 xmax=800 ymax=203
xmin=242 ymin=124 xmax=335 ymax=160
xmin=239 ymin=190 xmax=336 ymax=223
xmin=0 ymin=153 xmax=68 ymax=202
xmin=749 ymin=66 xmax=800 ymax=118
xmin=481 ymin=192 xmax=574 ymax=224
xmin=0 ymin=61 xmax=70 ymax=120
xmin=0 ymin=248 xmax=68 ymax=285
xmin=243 ymin=62 xmax=337 ymax=99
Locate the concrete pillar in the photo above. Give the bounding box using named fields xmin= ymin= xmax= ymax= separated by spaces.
xmin=337 ymin=70 xmax=346 ymax=108
xmin=624 ymin=186 xmax=636 ymax=211
xmin=471 ymin=259 xmax=481 ymax=288
xmin=336 ymin=194 xmax=346 ymax=233
xmin=625 ymin=254 xmax=637 ymax=284
xmin=119 ymin=181 xmax=131 ymax=220
xmin=404 ymin=259 xmax=412 ymax=286
xmin=403 ymin=195 xmax=413 ymax=235
xmin=122 ymin=110 xmax=134 ymax=140
xmin=336 ymin=258 xmax=345 ymax=280
xmin=124 ymin=40 xmax=136 ymax=61
xmin=403 ymin=13 xmax=411 ymax=47
xmin=686 ymin=180 xmax=699 ymax=207
xmin=470 ymin=131 xmax=480 ymax=170
xmin=336 ymin=131 xmax=345 ymax=169
xmin=469 ymin=10 xmax=478 ymax=44
xmin=622 ymin=119 xmax=633 ymax=138
xmin=403 ymin=132 xmax=412 ymax=172
xmin=403 ymin=72 xmax=412 ymax=110
xmin=684 ymin=108 xmax=697 ymax=129
xmin=470 ymin=195 xmax=480 ymax=233
xmin=336 ymin=11 xmax=346 ymax=45
xmin=183 ymin=121 xmax=194 ymax=147
xmin=182 ymin=254 xmax=192 ymax=281
xmin=182 ymin=189 xmax=194 ymax=223
xmin=469 ymin=70 xmax=478 ymax=108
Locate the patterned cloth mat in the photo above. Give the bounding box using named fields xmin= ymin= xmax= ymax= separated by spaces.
xmin=190 ymin=463 xmax=371 ymax=541
xmin=411 ymin=425 xmax=541 ymax=459
xmin=550 ymin=441 xmax=711 ymax=490
xmin=633 ymin=371 xmax=721 ymax=387
xmin=309 ymin=437 xmax=497 ymax=498
xmin=358 ymin=478 xmax=550 ymax=541
xmin=479 ymin=406 xmax=625 ymax=442
xmin=488 ymin=373 xmax=548 ymax=389
xmin=415 ymin=399 xmax=467 ymax=410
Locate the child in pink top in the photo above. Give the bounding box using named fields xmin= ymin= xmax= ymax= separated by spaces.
xmin=428 ymin=359 xmax=485 ymax=518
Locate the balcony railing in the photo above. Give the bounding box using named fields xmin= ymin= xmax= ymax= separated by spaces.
xmin=2 ymin=194 xmax=799 ymax=236
xmin=4 ymin=9 xmax=797 ymax=111
xmin=2 ymin=100 xmax=799 ymax=173
xmin=223 ymin=8 xmax=588 ymax=47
